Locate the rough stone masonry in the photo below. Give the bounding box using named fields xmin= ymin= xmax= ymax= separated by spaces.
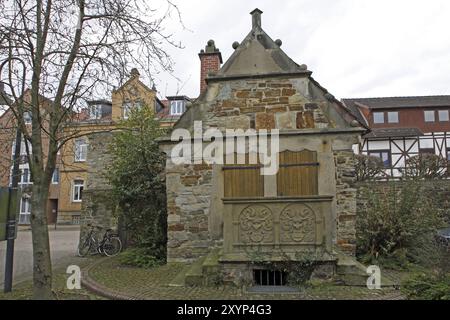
xmin=159 ymin=8 xmax=366 ymax=282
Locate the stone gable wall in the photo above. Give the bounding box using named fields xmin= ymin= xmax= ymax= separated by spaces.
xmin=165 ymin=75 xmax=361 ymax=262
xmin=202 ymin=78 xmax=334 ymax=131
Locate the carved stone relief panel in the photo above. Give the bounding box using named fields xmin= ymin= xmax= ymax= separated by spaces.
xmin=238 ymin=205 xmax=274 ymax=244
xmin=279 ymin=204 xmax=316 ymax=243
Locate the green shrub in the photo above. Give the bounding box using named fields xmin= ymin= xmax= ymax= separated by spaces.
xmin=107 ymin=106 xmax=167 ymax=261
xmin=356 ymin=180 xmax=444 ymax=266
xmin=118 ymin=248 xmax=164 ymax=269
xmin=402 ymin=272 xmax=450 ymax=300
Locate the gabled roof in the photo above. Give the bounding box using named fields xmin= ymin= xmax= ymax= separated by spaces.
xmin=342 ymin=95 xmax=450 ymax=110
xmin=113 ymin=68 xmax=156 ymax=95
xmin=210 ymin=9 xmax=310 ymax=81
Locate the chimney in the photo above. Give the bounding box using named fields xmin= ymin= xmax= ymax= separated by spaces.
xmin=250 ymin=8 xmax=263 ymax=29
xmin=198 ymin=40 xmax=222 ymax=95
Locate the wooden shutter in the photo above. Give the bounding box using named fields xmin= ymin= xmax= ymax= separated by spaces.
xmin=277 ymin=150 xmax=319 ymax=196
xmin=223 ymin=154 xmax=264 ymax=198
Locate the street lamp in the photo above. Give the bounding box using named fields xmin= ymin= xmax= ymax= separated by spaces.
xmin=0 ymin=57 xmax=27 ymax=293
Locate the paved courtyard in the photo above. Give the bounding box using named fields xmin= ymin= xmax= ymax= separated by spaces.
xmin=0 ymin=226 xmax=80 ymax=286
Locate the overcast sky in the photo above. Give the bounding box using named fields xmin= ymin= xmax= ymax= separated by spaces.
xmin=154 ymin=0 xmax=450 ymax=100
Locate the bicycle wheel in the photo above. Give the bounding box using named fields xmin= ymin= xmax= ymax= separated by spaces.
xmin=103 ymin=237 xmax=122 ymax=257
xmin=77 ymin=237 xmax=92 ymax=257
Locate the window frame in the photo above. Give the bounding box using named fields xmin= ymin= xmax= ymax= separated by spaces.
xmin=123 ymin=101 xmax=142 ymax=119
xmin=88 ymin=104 xmax=103 ymax=120
xmin=438 ymin=110 xmax=449 ymax=122
xmin=424 ymin=110 xmax=436 ymax=123
xmin=72 ymin=179 xmax=84 ymax=202
xmin=373 ymin=112 xmax=385 ymax=124
xmin=170 ymin=100 xmax=185 ymax=116
xmin=52 ymin=168 xmax=59 ymax=184
xmin=368 ymin=150 xmax=392 ymax=168
xmin=387 ymin=111 xmax=399 ymax=124
xmin=19 ymin=167 xmax=32 ymax=186
xmin=74 ymin=139 xmax=88 ymax=162
xmin=20 ymin=197 xmax=31 ymax=214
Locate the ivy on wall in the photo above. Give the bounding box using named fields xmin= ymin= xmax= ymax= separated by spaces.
xmin=107 ymin=106 xmax=168 ymax=261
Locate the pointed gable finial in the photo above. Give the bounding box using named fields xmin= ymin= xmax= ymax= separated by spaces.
xmin=250 ymin=8 xmax=263 ymax=29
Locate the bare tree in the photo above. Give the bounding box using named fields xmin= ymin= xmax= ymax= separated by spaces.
xmin=0 ymin=0 xmax=181 ymax=299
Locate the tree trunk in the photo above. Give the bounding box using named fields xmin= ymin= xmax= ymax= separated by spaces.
xmin=30 ymin=183 xmax=54 ymax=300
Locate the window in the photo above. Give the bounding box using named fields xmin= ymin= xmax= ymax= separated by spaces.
xmin=88 ymin=105 xmax=102 ymax=120
xmin=74 ymin=139 xmax=87 ymax=162
xmin=73 ymin=180 xmax=84 ymax=202
xmin=369 ymin=150 xmax=391 ymax=167
xmin=52 ymin=168 xmax=59 ymax=184
xmin=19 ymin=197 xmax=31 ymax=224
xmin=277 ymin=150 xmax=319 ymax=196
xmin=170 ymin=100 xmax=185 ymax=115
xmin=20 ymin=197 xmax=31 ymax=214
xmin=373 ymin=112 xmax=385 ymax=124
xmin=387 ymin=112 xmax=399 ymax=123
xmin=123 ymin=101 xmax=141 ymax=119
xmin=23 ymin=111 xmax=32 ymax=124
xmin=12 ymin=139 xmax=32 ymax=158
xmin=19 ymin=168 xmax=32 ymax=185
xmin=424 ymin=110 xmax=435 ymax=122
xmin=223 ymin=154 xmax=264 ymax=198
xmin=438 ymin=110 xmax=449 ymax=122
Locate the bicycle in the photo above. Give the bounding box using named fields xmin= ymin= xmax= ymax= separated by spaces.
xmin=77 ymin=225 xmax=122 ymax=257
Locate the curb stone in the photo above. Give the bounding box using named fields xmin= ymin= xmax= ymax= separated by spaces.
xmin=81 ymin=257 xmax=137 ymax=300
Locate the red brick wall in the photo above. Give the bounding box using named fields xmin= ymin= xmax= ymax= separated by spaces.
xmin=370 ymin=107 xmax=450 ymax=133
xmin=199 ymin=53 xmax=221 ymax=94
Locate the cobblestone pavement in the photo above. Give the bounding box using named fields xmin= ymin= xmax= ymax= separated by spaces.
xmin=85 ymin=257 xmax=405 ymax=300
xmin=0 ymin=226 xmax=81 ymax=286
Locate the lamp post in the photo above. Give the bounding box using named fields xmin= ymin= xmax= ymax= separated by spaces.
xmin=1 ymin=57 xmax=26 ymax=293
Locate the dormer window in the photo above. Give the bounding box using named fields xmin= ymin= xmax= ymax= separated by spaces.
xmin=88 ymin=104 xmax=102 ymax=120
xmin=170 ymin=100 xmax=185 ymax=115
xmin=123 ymin=101 xmax=142 ymax=119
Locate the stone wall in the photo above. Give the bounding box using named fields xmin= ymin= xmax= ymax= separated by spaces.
xmin=79 ymin=132 xmax=117 ymax=240
xmin=334 ymin=150 xmax=358 ymax=256
xmin=163 ymin=75 xmax=362 ymax=263
xmin=166 ymin=161 xmax=216 ymax=262
xmin=202 ymin=78 xmax=337 ymax=132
